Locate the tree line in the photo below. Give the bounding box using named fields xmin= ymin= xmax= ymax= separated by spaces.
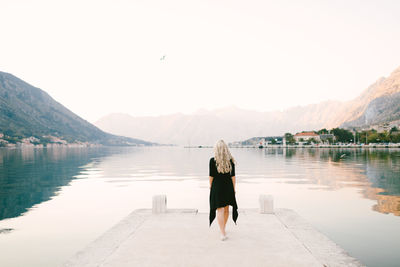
xmin=284 ymin=127 xmax=400 ymax=145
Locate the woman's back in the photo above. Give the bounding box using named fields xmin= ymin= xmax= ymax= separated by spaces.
xmin=209 ymin=148 xmax=238 ymax=227
xmin=209 ymin=157 xmax=235 ymax=178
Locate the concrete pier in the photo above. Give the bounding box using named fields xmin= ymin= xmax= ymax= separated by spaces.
xmin=64 ymin=196 xmax=363 ymax=267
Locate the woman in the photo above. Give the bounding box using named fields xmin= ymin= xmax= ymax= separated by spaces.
xmin=209 ymin=139 xmax=238 ymax=241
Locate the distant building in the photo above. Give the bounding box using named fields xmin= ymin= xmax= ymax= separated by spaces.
xmin=22 ymin=136 xmax=40 ymax=144
xmin=294 ymin=132 xmax=320 ymax=143
xmin=319 ymin=134 xmax=335 ymax=144
xmin=238 ymin=136 xmax=283 ymax=147
xmin=258 ymin=137 xmax=283 ymax=146
xmin=43 ymin=135 xmax=68 ymax=145
xmin=265 ymin=136 xmax=283 ymax=145
xmin=358 ymin=120 xmax=400 ymax=133
xmin=376 ymin=122 xmax=391 ymax=133
xmin=258 ymin=138 xmax=267 ymax=147
xmin=229 ymin=141 xmax=241 ymax=147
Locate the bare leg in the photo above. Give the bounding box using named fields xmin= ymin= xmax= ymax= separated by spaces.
xmin=217 ymin=207 xmax=226 ymax=236
xmin=223 ymin=206 xmax=229 ymax=227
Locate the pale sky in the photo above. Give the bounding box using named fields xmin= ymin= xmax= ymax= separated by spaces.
xmin=1 ymin=0 xmax=400 ymax=122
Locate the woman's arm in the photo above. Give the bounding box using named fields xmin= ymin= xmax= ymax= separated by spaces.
xmin=209 ymin=176 xmax=214 ymax=189
xmin=231 ymin=176 xmax=236 ymax=192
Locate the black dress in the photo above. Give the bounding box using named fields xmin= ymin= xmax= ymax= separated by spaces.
xmin=209 ymin=157 xmax=238 ymax=226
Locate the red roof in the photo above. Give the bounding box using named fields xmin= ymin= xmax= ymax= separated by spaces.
xmin=294 ymin=132 xmax=318 ymax=137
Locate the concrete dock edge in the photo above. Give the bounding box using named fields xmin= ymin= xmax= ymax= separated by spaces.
xmin=274 ymin=209 xmax=363 ymax=267
xmin=63 ymin=208 xmax=364 ymax=267
xmin=64 ymin=210 xmax=148 ymax=267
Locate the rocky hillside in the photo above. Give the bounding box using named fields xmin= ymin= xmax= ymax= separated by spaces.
xmin=0 ymin=71 xmax=153 ymax=146
xmin=342 ymin=92 xmax=400 ymax=127
xmin=340 ymin=66 xmax=400 ymax=128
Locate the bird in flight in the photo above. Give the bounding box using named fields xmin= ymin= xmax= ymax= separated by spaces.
xmin=160 ymin=55 xmax=166 ymax=61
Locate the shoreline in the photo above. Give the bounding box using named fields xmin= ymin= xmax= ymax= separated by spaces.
xmin=185 ymin=144 xmax=400 ymax=149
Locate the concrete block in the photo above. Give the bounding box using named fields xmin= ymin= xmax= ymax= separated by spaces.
xmin=152 ymin=195 xmax=167 ymax=214
xmin=259 ymin=194 xmax=274 ymax=214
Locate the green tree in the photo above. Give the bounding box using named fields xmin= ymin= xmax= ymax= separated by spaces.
xmin=378 ymin=131 xmax=390 ymax=143
xmin=390 ymin=127 xmax=398 ymax=134
xmin=308 ymin=138 xmax=319 ymax=144
xmin=317 ymin=128 xmax=328 ymax=134
xmin=367 ymin=132 xmax=379 ymax=143
xmin=3 ymin=136 xmax=20 ymax=144
xmin=39 ymin=136 xmax=53 ymax=144
xmin=284 ymin=133 xmax=295 ymax=144
xmin=390 ymin=132 xmax=400 ymax=143
xmin=359 ymin=130 xmax=383 ymax=144
xmin=331 ymin=128 xmax=353 ymax=143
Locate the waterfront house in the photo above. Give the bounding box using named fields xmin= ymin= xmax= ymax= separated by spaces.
xmin=294 ymin=132 xmax=320 ymax=143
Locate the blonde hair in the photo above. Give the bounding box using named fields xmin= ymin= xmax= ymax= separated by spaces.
xmin=214 ymin=140 xmax=235 ymax=174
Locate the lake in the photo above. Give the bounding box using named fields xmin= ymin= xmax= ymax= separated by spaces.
xmin=0 ymin=146 xmax=399 ymax=267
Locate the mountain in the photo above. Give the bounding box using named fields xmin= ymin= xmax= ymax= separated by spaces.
xmin=341 ymin=66 xmax=400 ymax=128
xmin=342 ymin=92 xmax=400 ymax=127
xmin=95 ymin=65 xmax=400 ymax=146
xmin=0 ymin=71 xmax=153 ymax=146
xmin=95 ymin=103 xmax=343 ymax=146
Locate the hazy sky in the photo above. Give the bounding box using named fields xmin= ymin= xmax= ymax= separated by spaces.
xmin=1 ymin=0 xmax=400 ymax=122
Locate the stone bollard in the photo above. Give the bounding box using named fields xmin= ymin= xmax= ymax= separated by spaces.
xmin=259 ymin=194 xmax=274 ymax=214
xmin=152 ymin=195 xmax=167 ymax=214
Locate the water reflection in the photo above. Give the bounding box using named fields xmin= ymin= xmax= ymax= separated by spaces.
xmin=1 ymin=147 xmax=400 ymax=267
xmin=276 ymin=148 xmax=400 ymax=216
xmin=0 ymin=147 xmax=110 ymax=220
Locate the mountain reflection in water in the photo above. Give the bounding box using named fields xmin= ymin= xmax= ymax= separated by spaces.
xmin=280 ymin=148 xmax=400 ymax=216
xmin=0 ymin=147 xmax=110 ymax=220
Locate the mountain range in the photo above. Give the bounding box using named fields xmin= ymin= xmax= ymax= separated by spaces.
xmin=0 ymin=71 xmax=153 ymax=146
xmin=95 ymin=65 xmax=400 ymax=145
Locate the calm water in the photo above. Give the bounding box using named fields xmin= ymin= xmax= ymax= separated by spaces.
xmin=0 ymin=147 xmax=400 ymax=267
